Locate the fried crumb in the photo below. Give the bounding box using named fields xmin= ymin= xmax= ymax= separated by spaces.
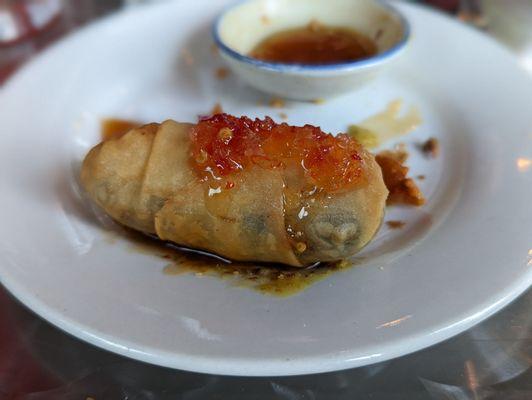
xmin=261 ymin=14 xmax=271 ymax=25
xmin=386 ymin=220 xmax=406 ymax=229
xmin=269 ymin=97 xmax=286 ymax=108
xmin=416 ymin=175 xmax=425 ymax=180
xmin=376 ymin=149 xmax=425 ymax=206
xmin=210 ymin=102 xmax=223 ymax=115
xmin=215 ymin=67 xmax=229 ymax=80
xmin=379 ymin=147 xmax=408 ymax=164
xmin=421 ymin=137 xmax=440 ymax=158
xmin=311 ymin=98 xmax=325 ymax=105
xmin=182 ymin=48 xmax=194 ymax=66
xmin=308 ymin=19 xmax=323 ymax=32
xmin=278 ymin=112 xmax=288 ymax=120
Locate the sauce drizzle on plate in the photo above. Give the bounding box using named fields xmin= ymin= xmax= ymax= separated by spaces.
xmin=123 ymin=229 xmax=354 ymax=297
xmin=101 ymin=118 xmax=141 ymax=141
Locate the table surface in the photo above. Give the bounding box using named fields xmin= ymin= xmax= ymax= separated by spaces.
xmin=0 ymin=1 xmax=530 ymax=399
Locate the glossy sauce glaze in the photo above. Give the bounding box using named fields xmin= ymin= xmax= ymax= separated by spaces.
xmin=125 ymin=229 xmax=353 ymax=297
xmin=189 ymin=113 xmax=366 ymax=192
xmin=249 ymin=21 xmax=377 ymax=65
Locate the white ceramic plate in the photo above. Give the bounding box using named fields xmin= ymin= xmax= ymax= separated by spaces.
xmin=0 ymin=0 xmax=531 ymax=376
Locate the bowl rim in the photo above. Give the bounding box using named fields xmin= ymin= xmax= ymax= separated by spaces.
xmin=212 ymin=0 xmax=411 ymax=73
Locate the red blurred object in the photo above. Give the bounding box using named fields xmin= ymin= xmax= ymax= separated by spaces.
xmin=423 ymin=0 xmax=460 ymax=13
xmin=0 ymin=290 xmax=60 ymax=399
xmin=0 ymin=0 xmax=64 ymax=85
xmin=0 ymin=0 xmax=120 ymax=85
xmin=0 ymin=0 xmax=63 ymax=46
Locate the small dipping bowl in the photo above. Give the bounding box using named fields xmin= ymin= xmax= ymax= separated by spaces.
xmin=213 ymin=0 xmax=410 ymax=101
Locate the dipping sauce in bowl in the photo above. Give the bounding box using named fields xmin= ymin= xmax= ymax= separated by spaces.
xmin=214 ymin=0 xmax=410 ymax=100
xmin=249 ymin=21 xmax=377 ymax=65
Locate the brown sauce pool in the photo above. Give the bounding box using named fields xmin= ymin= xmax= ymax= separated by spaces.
xmin=249 ymin=21 xmax=377 ymax=65
xmin=101 ymin=118 xmax=142 ymax=141
xmin=119 ymin=228 xmax=354 ymax=297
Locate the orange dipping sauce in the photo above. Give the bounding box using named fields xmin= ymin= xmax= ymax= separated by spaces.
xmin=249 ymin=21 xmax=377 ymax=65
xmin=189 ymin=113 xmax=365 ymax=192
xmin=101 ymin=119 xmax=141 ymax=141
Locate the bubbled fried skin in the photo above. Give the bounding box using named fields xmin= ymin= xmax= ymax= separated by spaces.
xmin=81 ymin=120 xmax=388 ymax=267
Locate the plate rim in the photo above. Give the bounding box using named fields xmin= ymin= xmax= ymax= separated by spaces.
xmin=3 ymin=265 xmax=531 ymax=376
xmin=0 ymin=0 xmax=531 ymax=376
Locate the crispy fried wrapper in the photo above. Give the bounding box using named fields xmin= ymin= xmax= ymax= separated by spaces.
xmin=81 ymin=120 xmax=387 ymax=267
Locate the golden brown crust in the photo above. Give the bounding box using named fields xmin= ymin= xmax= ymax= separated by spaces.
xmin=81 ymin=120 xmax=388 ymax=266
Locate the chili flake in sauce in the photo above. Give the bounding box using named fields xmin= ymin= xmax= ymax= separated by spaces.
xmin=189 ymin=113 xmax=365 ymax=192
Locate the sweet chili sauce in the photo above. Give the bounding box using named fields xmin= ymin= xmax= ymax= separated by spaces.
xmin=189 ymin=113 xmax=366 ymax=192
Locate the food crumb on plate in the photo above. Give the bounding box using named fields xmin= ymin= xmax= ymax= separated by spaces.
xmin=386 ymin=220 xmax=406 ymax=229
xmin=376 ymin=149 xmax=425 ymax=206
xmin=421 ymin=137 xmax=440 ymax=158
xmin=269 ymin=97 xmax=286 ymax=108
xmin=278 ymin=112 xmax=288 ymax=120
xmin=215 ymin=67 xmax=229 ymax=80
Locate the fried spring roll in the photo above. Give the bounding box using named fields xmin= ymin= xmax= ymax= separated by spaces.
xmin=81 ymin=117 xmax=387 ymax=267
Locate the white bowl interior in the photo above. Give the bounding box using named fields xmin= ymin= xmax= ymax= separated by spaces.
xmin=218 ymin=0 xmax=406 ymax=56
